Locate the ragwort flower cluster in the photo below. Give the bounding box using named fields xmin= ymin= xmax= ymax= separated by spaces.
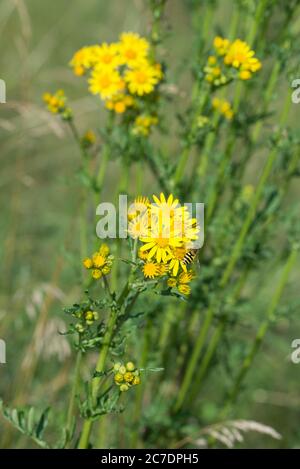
xmin=204 ymin=36 xmax=262 ymax=86
xmin=128 ymin=193 xmax=199 ymax=296
xmin=70 ymin=32 xmax=163 ymax=115
xmin=113 ymin=361 xmax=141 ymax=392
xmin=43 ymin=90 xmax=72 ymax=120
xmin=83 ymin=244 xmax=114 ymax=280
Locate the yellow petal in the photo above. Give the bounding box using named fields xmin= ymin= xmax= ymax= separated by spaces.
xmin=148 ymin=245 xmax=157 ymax=259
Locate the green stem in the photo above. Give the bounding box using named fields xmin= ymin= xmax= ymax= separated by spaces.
xmin=220 ymin=92 xmax=291 ymax=288
xmin=189 ymin=268 xmax=250 ymax=400
xmin=174 ymin=91 xmax=208 ymax=185
xmin=77 ymin=306 xmax=118 ymax=449
xmin=131 ymin=321 xmax=151 ymax=448
xmin=173 ymin=304 xmax=214 ymax=413
xmin=65 ymin=350 xmax=82 ymax=447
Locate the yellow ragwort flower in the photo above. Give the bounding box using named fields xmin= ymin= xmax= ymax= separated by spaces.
xmin=92 ymin=42 xmax=121 ymax=70
xmin=89 ymin=67 xmax=125 ymax=99
xmin=212 ymin=97 xmax=234 ymax=120
xmin=214 ymin=36 xmax=230 ymax=56
xmin=83 ymin=244 xmax=113 ymax=280
xmin=178 ymin=284 xmax=191 ymax=296
xmin=224 ymin=39 xmax=262 ymax=79
xmin=125 ymin=62 xmax=162 ymax=96
xmin=143 ymin=261 xmax=160 ymax=279
xmin=113 ymin=361 xmax=141 ymax=391
xmin=105 ymin=93 xmax=134 ymax=114
xmin=132 ymin=115 xmax=158 ymax=136
xmin=118 ymin=32 xmax=150 ymax=67
xmin=69 ymin=46 xmax=100 ymax=76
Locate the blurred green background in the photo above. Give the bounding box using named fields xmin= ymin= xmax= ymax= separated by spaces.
xmin=0 ymin=0 xmax=300 ymax=448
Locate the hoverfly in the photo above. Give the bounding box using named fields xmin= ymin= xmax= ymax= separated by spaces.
xmin=182 ymin=249 xmax=199 ymax=266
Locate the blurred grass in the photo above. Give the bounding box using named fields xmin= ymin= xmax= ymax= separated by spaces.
xmin=0 ymin=0 xmax=300 ymax=448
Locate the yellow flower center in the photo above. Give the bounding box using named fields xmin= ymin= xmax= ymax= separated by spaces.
xmin=98 ymin=75 xmax=111 ymax=88
xmin=93 ymin=254 xmax=106 ymax=267
xmin=135 ymin=70 xmax=147 ymax=84
xmin=102 ymin=53 xmax=113 ymax=64
xmin=125 ymin=49 xmax=137 ymax=60
xmin=157 ymin=237 xmax=169 ymax=248
xmin=143 ymin=262 xmax=158 ymax=278
xmin=173 ymin=247 xmax=186 ymax=260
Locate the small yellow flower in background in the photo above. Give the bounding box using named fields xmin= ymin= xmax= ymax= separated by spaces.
xmin=224 ymin=39 xmax=262 ymax=80
xmin=178 ymin=284 xmax=191 ymax=296
xmin=75 ymin=323 xmax=85 ymax=333
xmin=125 ymin=64 xmax=162 ymax=96
xmin=114 ymin=373 xmax=124 ymax=384
xmin=113 ymin=361 xmax=141 ymax=391
xmin=43 ymin=90 xmax=72 ymax=120
xmin=214 ymin=36 xmax=231 ymax=56
xmin=89 ymin=67 xmax=125 ymax=100
xmin=197 ymin=115 xmax=210 ymax=128
xmin=83 ymin=257 xmax=93 ymax=269
xmin=92 ymin=43 xmax=121 ymax=70
xmin=118 ymin=32 xmax=150 ymax=67
xmin=204 ymin=63 xmax=227 ymax=86
xmin=83 ymin=244 xmax=114 ymax=280
xmin=212 ymin=97 xmax=234 ymax=120
xmin=105 ymin=94 xmax=134 ymax=114
xmin=69 ymin=46 xmax=96 ymax=76
xmin=167 ymin=277 xmax=177 ymax=288
xmin=128 ymin=196 xmax=150 ymax=221
xmin=70 ymin=32 xmax=163 ymax=115
xmin=132 ymin=115 xmax=158 ymax=136
xmin=125 ymin=362 xmax=135 ymax=371
xmin=81 ymin=130 xmax=96 ymax=148
xmin=205 ymin=36 xmax=262 ymax=86
xmin=85 ymin=310 xmax=99 ymax=325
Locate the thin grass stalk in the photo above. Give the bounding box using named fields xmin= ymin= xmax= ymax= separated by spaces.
xmin=173 ymin=0 xmax=220 ymax=186
xmin=221 ymin=247 xmax=298 ymax=418
xmin=174 ymin=90 xmax=291 ymax=413
xmin=189 ymin=144 xmax=300 ymax=399
xmin=220 ymin=92 xmax=291 ymax=288
xmin=131 ymin=320 xmax=151 ymax=448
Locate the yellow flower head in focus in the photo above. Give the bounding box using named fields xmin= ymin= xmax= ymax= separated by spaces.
xmin=118 ymin=32 xmax=150 ymax=67
xmin=168 ymin=247 xmax=188 ymax=277
xmin=139 ymin=193 xmax=199 ymax=264
xmin=143 ymin=261 xmax=160 ymax=279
